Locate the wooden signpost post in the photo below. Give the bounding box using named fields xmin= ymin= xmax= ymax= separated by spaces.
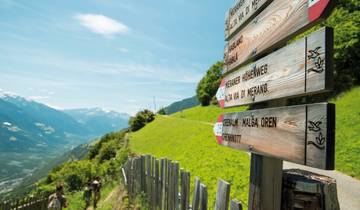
xmin=216 ymin=0 xmax=338 ymax=209
xmin=223 ymin=0 xmax=336 ymax=74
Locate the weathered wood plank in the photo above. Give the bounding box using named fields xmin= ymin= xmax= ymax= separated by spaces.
xmin=218 ymin=27 xmax=333 ymax=108
xmin=180 ymin=170 xmax=190 ymax=210
xmin=214 ymin=103 xmax=335 ymax=169
xmin=199 ymin=184 xmax=208 ymax=210
xmin=155 ymin=159 xmax=160 ymax=210
xmin=161 ymin=158 xmax=168 ymax=210
xmin=225 ymin=0 xmax=273 ymax=40
xmin=160 ymin=158 xmax=166 ymax=210
xmin=282 ymin=169 xmax=340 ymax=210
xmin=173 ymin=162 xmax=180 ymax=210
xmin=223 ymin=0 xmax=336 ymax=73
xmin=166 ymin=160 xmax=174 ymax=210
xmin=248 ymin=155 xmax=283 ymax=210
xmin=146 ymin=155 xmax=151 ymax=194
xmin=192 ymin=177 xmax=201 ymax=210
xmin=141 ymin=155 xmax=146 ymax=192
xmin=230 ymin=199 xmax=243 ymax=210
xmin=214 ymin=179 xmax=231 ymax=210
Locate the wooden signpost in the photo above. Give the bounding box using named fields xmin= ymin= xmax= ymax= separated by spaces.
xmin=214 ymin=103 xmax=335 ymax=170
xmin=223 ymin=0 xmax=336 ymax=74
xmin=225 ymin=0 xmax=273 ymax=40
xmin=216 ymin=0 xmax=338 ymax=209
xmin=217 ymin=27 xmax=333 ymax=108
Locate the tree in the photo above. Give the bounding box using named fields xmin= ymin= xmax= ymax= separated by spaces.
xmin=323 ymin=7 xmax=360 ymax=94
xmin=129 ymin=109 xmax=155 ymax=131
xmin=196 ymin=61 xmax=223 ymax=106
xmin=157 ymin=107 xmax=166 ymax=115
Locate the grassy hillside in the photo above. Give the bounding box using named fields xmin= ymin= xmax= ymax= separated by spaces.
xmin=130 ymin=86 xmax=360 ymax=208
xmin=130 ymin=105 xmax=250 ymax=207
xmin=332 ymin=87 xmax=360 ymax=179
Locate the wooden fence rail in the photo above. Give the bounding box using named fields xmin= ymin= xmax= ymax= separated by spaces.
xmin=122 ymin=155 xmax=243 ymax=210
xmin=0 ymin=196 xmax=48 ymax=210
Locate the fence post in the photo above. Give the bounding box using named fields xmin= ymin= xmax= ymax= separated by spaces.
xmin=230 ymin=199 xmax=243 ymax=210
xmin=199 ymin=183 xmax=208 ymax=210
xmin=141 ymin=155 xmax=146 ymax=192
xmin=214 ymin=179 xmax=230 ymax=210
xmin=180 ymin=170 xmax=190 ymax=210
xmin=248 ymin=154 xmax=282 ymax=210
xmin=160 ymin=158 xmax=166 ymax=210
xmin=155 ymin=159 xmax=160 ymax=210
xmin=161 ymin=158 xmax=169 ymax=210
xmin=173 ymin=162 xmax=180 ymax=210
xmin=191 ymin=177 xmax=201 ymax=210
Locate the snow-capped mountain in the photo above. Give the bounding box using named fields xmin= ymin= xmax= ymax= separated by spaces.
xmin=64 ymin=108 xmax=130 ymax=135
xmin=0 ymin=91 xmax=130 ymax=190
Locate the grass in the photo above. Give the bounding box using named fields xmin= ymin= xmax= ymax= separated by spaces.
xmin=331 ymin=87 xmax=360 ymax=179
xmin=130 ymin=105 xmax=250 ymax=208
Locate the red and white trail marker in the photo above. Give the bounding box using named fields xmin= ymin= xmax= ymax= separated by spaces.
xmin=216 ymin=79 xmax=225 ymax=108
xmin=308 ymin=0 xmax=331 ymax=21
xmin=213 ymin=115 xmax=223 ymax=145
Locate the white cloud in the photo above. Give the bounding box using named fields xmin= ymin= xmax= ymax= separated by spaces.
xmin=74 ymin=14 xmax=129 ymax=37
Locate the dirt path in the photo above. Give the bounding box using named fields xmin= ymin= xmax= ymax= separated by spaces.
xmin=284 ymin=161 xmax=360 ymax=210
xmin=86 ymin=184 xmax=128 ymax=210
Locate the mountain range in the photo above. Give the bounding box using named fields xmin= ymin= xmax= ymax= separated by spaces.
xmin=0 ymin=91 xmax=130 ymax=195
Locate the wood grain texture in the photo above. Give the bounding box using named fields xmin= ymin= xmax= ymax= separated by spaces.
xmin=225 ymin=0 xmax=272 ymax=40
xmin=221 ymin=27 xmax=333 ymax=108
xmin=192 ymin=177 xmax=201 ymax=210
xmin=223 ymin=0 xmax=336 ymax=73
xmin=248 ymin=155 xmax=282 ymax=210
xmin=199 ymin=184 xmax=208 ymax=210
xmin=180 ymin=170 xmax=190 ymax=210
xmin=219 ymin=103 xmax=335 ymax=170
xmin=173 ymin=162 xmax=180 ymax=210
xmin=282 ymin=169 xmax=340 ymax=210
xmin=214 ymin=179 xmax=230 ymax=210
xmin=230 ymin=199 xmax=243 ymax=210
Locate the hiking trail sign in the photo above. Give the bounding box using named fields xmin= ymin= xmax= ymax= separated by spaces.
xmin=225 ymin=0 xmax=272 ymax=40
xmin=213 ymin=103 xmax=335 ymax=170
xmin=217 ymin=27 xmax=333 ymax=108
xmin=223 ymin=0 xmax=336 ymax=74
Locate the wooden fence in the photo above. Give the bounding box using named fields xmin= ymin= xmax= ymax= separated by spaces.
xmin=122 ymin=155 xmax=243 ymax=210
xmin=0 ymin=196 xmax=48 ymax=210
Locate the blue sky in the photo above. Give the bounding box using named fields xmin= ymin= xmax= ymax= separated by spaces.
xmin=0 ymin=0 xmax=233 ymax=115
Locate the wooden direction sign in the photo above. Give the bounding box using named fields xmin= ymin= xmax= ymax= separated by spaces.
xmin=225 ymin=0 xmax=272 ymax=40
xmin=223 ymin=0 xmax=336 ymax=74
xmin=213 ymin=103 xmax=335 ymax=170
xmin=217 ymin=27 xmax=333 ymax=108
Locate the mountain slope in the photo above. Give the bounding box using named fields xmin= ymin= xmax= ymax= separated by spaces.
xmin=0 ymin=92 xmax=130 ymax=196
xmin=164 ymin=96 xmax=199 ymax=115
xmin=64 ymin=108 xmax=129 ymax=135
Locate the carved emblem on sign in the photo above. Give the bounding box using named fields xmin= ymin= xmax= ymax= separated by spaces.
xmin=307 ymin=120 xmax=326 ymax=150
xmin=308 ymin=121 xmax=322 ymax=132
xmin=308 ymin=46 xmax=325 ymax=73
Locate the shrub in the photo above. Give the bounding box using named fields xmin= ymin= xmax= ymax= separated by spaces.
xmin=196 ymin=61 xmax=223 ymax=106
xmin=129 ymin=109 xmax=155 ymax=131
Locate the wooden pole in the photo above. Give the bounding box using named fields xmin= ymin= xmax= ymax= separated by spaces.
xmin=248 ymin=154 xmax=283 ymax=210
